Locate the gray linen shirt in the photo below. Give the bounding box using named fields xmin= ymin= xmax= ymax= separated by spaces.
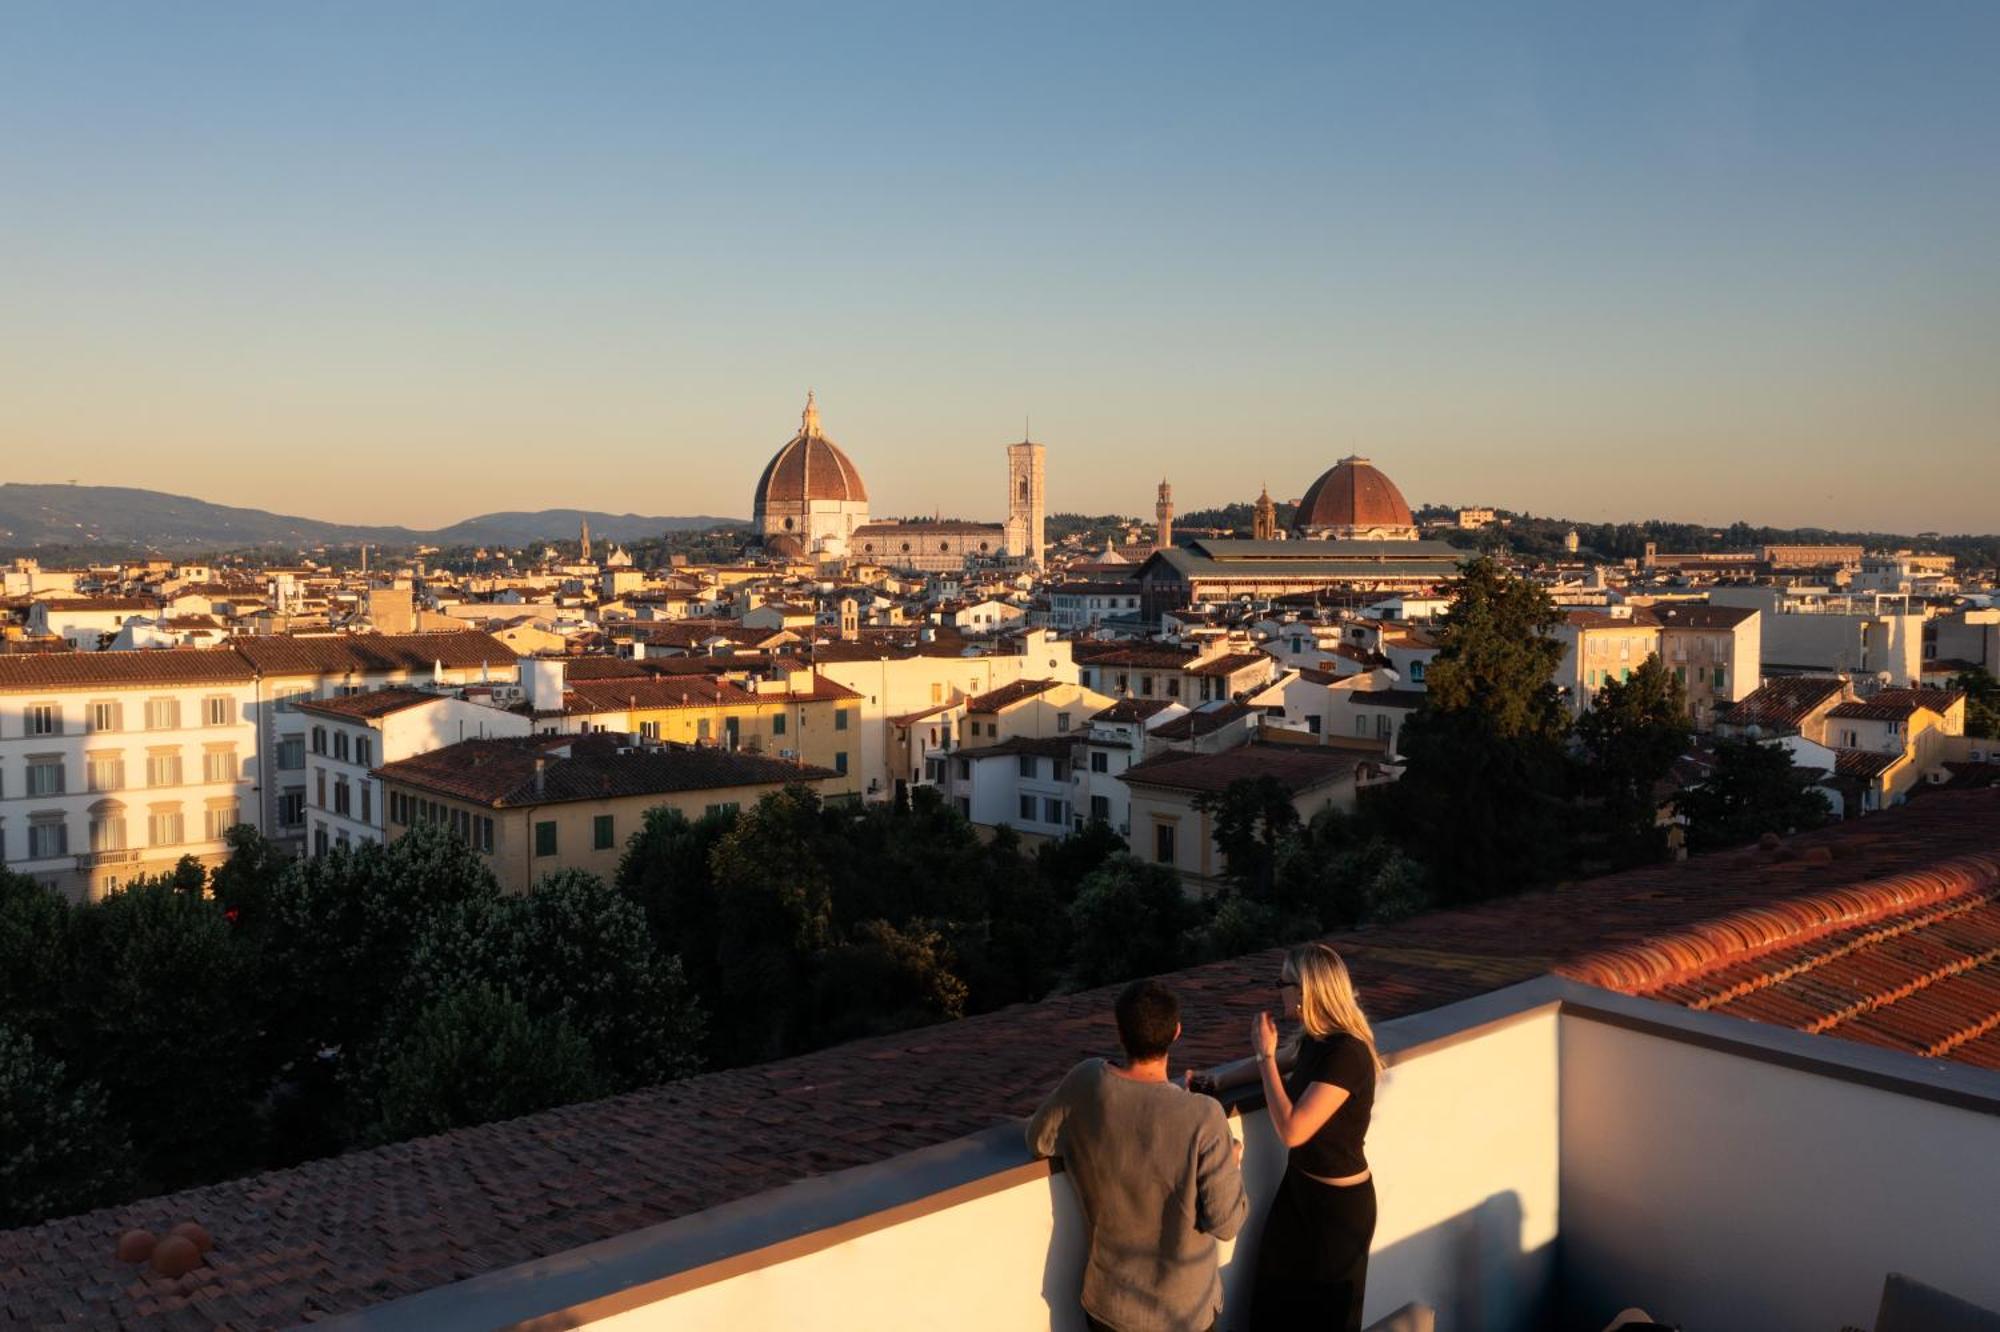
xmin=1026 ymin=1058 xmax=1248 ymax=1332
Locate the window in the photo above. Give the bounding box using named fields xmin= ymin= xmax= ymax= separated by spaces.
xmin=203 ymin=748 xmax=237 ymax=783
xmin=1018 ymin=754 xmax=1038 ymax=778
xmin=87 ymin=754 xmax=124 ymax=792
xmin=834 ymin=751 xmax=849 ymax=776
xmin=145 ymin=697 xmax=180 ymax=730
xmin=28 ymin=820 xmax=68 ymax=860
xmin=477 ymin=817 xmax=494 ymax=853
xmin=334 ymin=731 xmax=350 ymax=762
xmin=278 ymin=736 xmax=306 ymax=769
xmin=315 ymin=769 xmax=326 ymax=808
xmin=1139 ymin=676 xmax=1154 ymax=697
xmin=360 ymin=783 xmax=372 ymax=823
xmin=1044 ymin=797 xmax=1065 ymax=824
xmin=89 ymin=701 xmax=121 ymax=733
xmin=313 ymin=826 xmax=328 ymax=857
xmin=311 ymin=726 xmax=327 ymax=755
xmin=593 ymin=814 xmax=615 ymax=850
xmin=1356 ymin=715 xmax=1370 ymax=737
xmin=703 ymin=802 xmax=741 ymax=818
xmin=1410 ymin=662 xmax=1426 ymax=682
xmin=148 ymin=810 xmax=185 ymax=847
xmin=279 ymin=788 xmax=306 ymax=827
xmin=1167 ymin=678 xmax=1181 ymax=698
xmin=697 ymin=718 xmax=711 ymax=742
xmin=835 ymin=708 xmax=849 ymax=731
xmin=772 ymin=712 xmax=787 ymax=736
xmin=1090 ymin=794 xmax=1110 ymax=821
xmin=956 ymin=759 xmax=971 ymax=781
xmin=204 ymin=805 xmax=239 ymax=839
xmin=1155 ymin=821 xmax=1176 ymax=865
xmin=204 ymin=696 xmax=232 ymax=726
xmin=1714 ymin=668 xmax=1727 ymax=690
xmin=1056 ymin=711 xmax=1071 ymax=733
xmin=1019 ymin=794 xmax=1037 ymax=821
xmin=27 ymin=758 xmax=66 ymax=796
xmin=957 ymin=797 xmax=971 ymax=817
xmin=333 ymin=779 xmax=351 ymax=816
xmin=1090 ymin=751 xmax=1109 ymax=773
xmin=535 ymin=821 xmax=558 ymax=857
xmin=89 ymin=813 xmax=126 ymax=853
xmin=147 ymin=751 xmax=183 ymax=787
xmin=26 ymin=703 xmax=61 ymax=736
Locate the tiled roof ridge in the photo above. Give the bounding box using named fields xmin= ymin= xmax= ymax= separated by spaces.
xmin=1558 ymin=850 xmax=2000 ymax=997
xmin=1922 ymin=979 xmax=2000 ymax=1060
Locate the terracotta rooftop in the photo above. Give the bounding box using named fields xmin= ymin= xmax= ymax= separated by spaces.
xmin=1827 ymin=700 xmax=1925 ymax=723
xmin=293 ymin=688 xmax=444 ymax=721
xmin=1121 ymin=740 xmax=1367 ymax=794
xmin=5 ymin=792 xmax=1997 ymax=1329
xmin=964 ymin=678 xmax=1058 ymax=713
xmin=1871 ymin=687 xmax=1965 ymax=716
xmin=0 ymin=646 xmax=255 ymax=691
xmin=1184 ymin=651 xmax=1271 ymax=678
xmin=375 ymin=736 xmax=837 ymax=807
xmin=1091 ymin=697 xmax=1178 ymax=724
xmin=1147 ymin=700 xmax=1260 ymax=741
xmin=1651 ymin=603 xmax=1760 ymax=630
xmin=230 ymin=631 xmax=517 ymax=677
xmin=1722 ymin=676 xmax=1849 ymax=731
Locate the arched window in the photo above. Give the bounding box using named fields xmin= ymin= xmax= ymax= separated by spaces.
xmin=901 ymin=542 xmax=912 ymax=553
xmin=783 ymin=517 xmax=795 ymax=531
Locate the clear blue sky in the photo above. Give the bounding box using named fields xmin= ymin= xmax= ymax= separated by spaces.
xmin=3 ymin=2 xmax=1995 ymax=532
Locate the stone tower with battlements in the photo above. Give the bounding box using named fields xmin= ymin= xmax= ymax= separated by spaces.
xmin=1155 ymin=479 xmax=1174 ymax=551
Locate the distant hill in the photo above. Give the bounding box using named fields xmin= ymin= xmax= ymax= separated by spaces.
xmin=0 ymin=484 xmax=742 ymax=555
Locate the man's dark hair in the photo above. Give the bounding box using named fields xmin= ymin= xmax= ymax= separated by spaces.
xmin=1114 ymin=979 xmax=1180 ymax=1060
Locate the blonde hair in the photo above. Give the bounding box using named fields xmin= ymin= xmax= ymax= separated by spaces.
xmin=1282 ymin=942 xmax=1385 ymax=1077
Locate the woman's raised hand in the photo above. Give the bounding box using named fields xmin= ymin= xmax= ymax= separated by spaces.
xmin=1252 ymin=1010 xmax=1278 ymax=1059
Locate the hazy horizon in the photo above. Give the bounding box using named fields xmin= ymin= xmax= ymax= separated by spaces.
xmin=5 ymin=3 xmax=1995 ymax=531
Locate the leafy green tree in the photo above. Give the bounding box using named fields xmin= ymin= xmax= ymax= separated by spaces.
xmin=163 ymin=854 xmax=209 ymax=895
xmin=1033 ymin=817 xmax=1128 ymax=903
xmin=808 ymin=920 xmax=968 ymax=1046
xmin=1575 ymin=653 xmax=1692 ymax=869
xmin=1952 ymin=668 xmax=2000 ymax=740
xmin=207 ymin=823 xmax=291 ymax=937
xmin=58 ymin=881 xmax=265 ymax=1190
xmin=1068 ymin=857 xmax=1201 ymax=988
xmin=402 ymin=870 xmax=704 ymax=1092
xmin=707 ymin=786 xmax=839 ymax=1061
xmin=1676 ymin=739 xmax=1832 ymax=853
xmin=616 ymin=805 xmax=736 ymax=1002
xmin=1271 ymin=804 xmax=1433 ymax=929
xmin=1389 ymin=558 xmax=1574 ymax=900
xmin=0 ymin=871 xmax=72 ymax=1051
xmin=261 ymin=820 xmax=502 ymax=1064
xmin=1194 ymin=776 xmax=1302 ymax=901
xmin=0 ymin=1024 xmax=134 ymax=1228
xmin=369 ymin=985 xmax=601 ymax=1143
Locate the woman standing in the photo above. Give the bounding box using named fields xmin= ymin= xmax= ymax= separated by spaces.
xmin=1248 ymin=941 xmax=1384 ymax=1332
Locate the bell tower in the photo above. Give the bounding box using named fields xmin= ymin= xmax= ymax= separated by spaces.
xmin=1252 ymin=485 xmax=1277 ymax=541
xmin=1155 ymin=479 xmax=1174 ymax=551
xmin=1005 ymin=437 xmax=1046 ymax=567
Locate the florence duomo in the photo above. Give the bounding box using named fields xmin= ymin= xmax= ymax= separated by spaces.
xmin=750 ymin=391 xmax=1046 ymax=572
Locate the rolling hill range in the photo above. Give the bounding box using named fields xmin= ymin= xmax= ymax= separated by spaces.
xmin=0 ymin=484 xmax=742 ymax=554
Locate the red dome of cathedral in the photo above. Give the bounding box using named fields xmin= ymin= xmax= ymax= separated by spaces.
xmin=754 ymin=392 xmax=868 ymax=507
xmin=1292 ymin=456 xmax=1414 ymax=534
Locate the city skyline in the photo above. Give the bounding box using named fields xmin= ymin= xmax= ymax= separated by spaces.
xmin=5 ymin=3 xmax=1997 ymax=531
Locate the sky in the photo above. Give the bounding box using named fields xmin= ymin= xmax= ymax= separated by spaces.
xmin=2 ymin=2 xmax=1996 ymax=533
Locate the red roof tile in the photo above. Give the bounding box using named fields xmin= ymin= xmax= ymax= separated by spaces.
xmin=0 ymin=647 xmax=255 ymax=690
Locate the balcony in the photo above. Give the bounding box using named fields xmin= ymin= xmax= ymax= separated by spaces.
xmin=73 ymin=848 xmax=140 ymax=869
xmin=325 ymin=977 xmax=2000 ymax=1332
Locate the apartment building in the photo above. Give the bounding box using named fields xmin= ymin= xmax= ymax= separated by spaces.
xmin=1652 ymin=603 xmax=1761 ymax=729
xmin=298 ymin=688 xmax=531 ymax=853
xmin=1069 ymin=697 xmax=1186 ymax=836
xmin=1553 ymin=608 xmax=1662 ymax=714
xmin=233 ymin=631 xmax=519 ymax=852
xmin=1120 ymin=742 xmax=1372 ymax=884
xmin=375 ymin=735 xmax=835 ymax=893
xmin=0 ymin=649 xmax=259 ymax=901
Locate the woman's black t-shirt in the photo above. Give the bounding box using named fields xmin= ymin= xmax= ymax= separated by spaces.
xmin=1283 ymin=1031 xmax=1376 ymax=1179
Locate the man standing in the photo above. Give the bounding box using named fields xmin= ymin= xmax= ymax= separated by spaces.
xmin=1027 ymin=979 xmax=1248 ymax=1332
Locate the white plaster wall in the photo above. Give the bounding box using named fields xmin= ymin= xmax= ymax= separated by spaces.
xmin=1560 ymin=1015 xmax=2000 ymax=1332
xmin=583 ymin=1009 xmax=1561 ymax=1332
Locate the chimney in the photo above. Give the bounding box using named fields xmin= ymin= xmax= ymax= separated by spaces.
xmin=839 ymin=597 xmax=859 ymax=641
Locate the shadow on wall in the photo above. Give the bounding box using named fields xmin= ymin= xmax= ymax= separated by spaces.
xmin=1040 ymin=1173 xmax=1545 ymax=1332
